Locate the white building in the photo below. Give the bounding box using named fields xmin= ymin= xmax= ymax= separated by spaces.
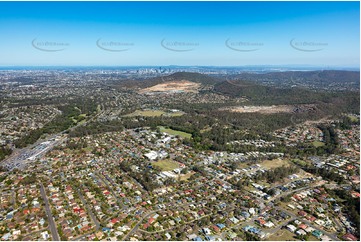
xmin=41 ymin=231 xmax=49 ymax=240
xmin=144 ymin=151 xmax=158 ymax=160
xmin=286 ymin=224 xmax=297 ymax=233
xmin=264 ymin=221 xmax=274 ymax=228
xmin=296 ymin=230 xmax=307 ymax=236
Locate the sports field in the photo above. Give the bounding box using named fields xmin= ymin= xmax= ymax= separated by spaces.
xmin=153 ymin=159 xmax=179 ymax=171
xmin=124 ymin=109 xmax=185 ymax=117
xmin=158 ymin=126 xmax=192 ymax=139
xmin=124 ymin=110 xmax=165 ymax=117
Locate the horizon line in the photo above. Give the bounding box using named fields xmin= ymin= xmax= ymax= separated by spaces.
xmin=0 ymin=64 xmax=359 ymax=68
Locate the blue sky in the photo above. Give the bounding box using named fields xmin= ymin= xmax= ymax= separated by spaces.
xmin=0 ymin=1 xmax=359 ymax=67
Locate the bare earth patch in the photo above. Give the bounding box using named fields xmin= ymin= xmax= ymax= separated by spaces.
xmin=267 ymin=229 xmax=297 ymax=241
xmin=220 ymin=105 xmax=294 ymax=114
xmin=261 ymin=158 xmax=291 ymax=169
xmin=179 ymin=171 xmax=195 ymax=181
xmin=139 ymin=80 xmax=200 ymax=94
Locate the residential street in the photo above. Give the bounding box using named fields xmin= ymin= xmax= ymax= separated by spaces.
xmin=39 ymin=183 xmax=60 ymax=241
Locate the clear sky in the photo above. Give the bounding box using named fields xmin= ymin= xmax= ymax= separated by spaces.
xmin=0 ymin=1 xmax=359 ymax=67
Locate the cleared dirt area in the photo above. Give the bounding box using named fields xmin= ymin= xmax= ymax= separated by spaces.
xmin=262 ymin=159 xmax=314 ymax=180
xmin=179 ymin=171 xmax=195 ymax=181
xmin=220 ymin=105 xmax=294 ymax=114
xmin=139 ymin=80 xmax=200 ymax=93
xmin=267 ymin=229 xmax=297 ymax=241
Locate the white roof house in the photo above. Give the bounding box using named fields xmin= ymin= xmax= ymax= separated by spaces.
xmin=264 ymin=221 xmax=274 ymax=228
xmin=41 ymin=231 xmax=49 ymax=240
xmin=296 ymin=229 xmax=307 ymax=236
xmin=144 ymin=151 xmax=158 ymax=160
xmin=286 ymin=224 xmax=297 ymax=233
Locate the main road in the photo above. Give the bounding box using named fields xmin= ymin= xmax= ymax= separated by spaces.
xmin=40 ymin=183 xmax=60 ymax=241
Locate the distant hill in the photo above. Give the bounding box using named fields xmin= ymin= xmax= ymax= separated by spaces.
xmin=114 ymin=70 xmax=359 ymax=114
xmin=114 ymin=72 xmax=223 ymax=89
xmin=162 ymin=72 xmax=222 ymax=85
xmin=214 ymin=78 xmax=359 ymax=114
xmin=227 ymin=70 xmax=360 ymax=90
xmin=214 ymin=79 xmax=321 ymax=104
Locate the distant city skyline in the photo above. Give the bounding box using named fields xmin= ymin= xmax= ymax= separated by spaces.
xmin=0 ymin=1 xmax=359 ymax=67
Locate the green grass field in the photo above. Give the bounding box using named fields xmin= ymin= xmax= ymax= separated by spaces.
xmin=71 ymin=113 xmax=87 ymax=124
xmin=124 ymin=110 xmax=166 ymax=117
xmin=71 ymin=117 xmax=78 ymax=124
xmin=158 ymin=126 xmax=192 ymax=139
xmin=124 ymin=110 xmax=185 ymax=118
xmin=165 ymin=112 xmax=185 ymax=117
xmin=291 ymin=159 xmax=307 ymax=167
xmin=312 ymin=141 xmax=325 ymax=147
xmin=348 ymin=115 xmax=359 ymax=122
xmin=153 ymin=159 xmax=180 ymax=171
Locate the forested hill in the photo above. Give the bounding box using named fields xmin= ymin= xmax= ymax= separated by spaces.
xmin=226 ymin=70 xmax=360 ymax=90
xmin=214 ymin=79 xmax=329 ymax=102
xmin=214 ymin=79 xmax=359 ymax=113
xmin=114 ymin=72 xmax=223 ymax=89
xmin=162 ymin=72 xmax=222 ymax=85
xmin=115 ymin=70 xmax=359 ymax=90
